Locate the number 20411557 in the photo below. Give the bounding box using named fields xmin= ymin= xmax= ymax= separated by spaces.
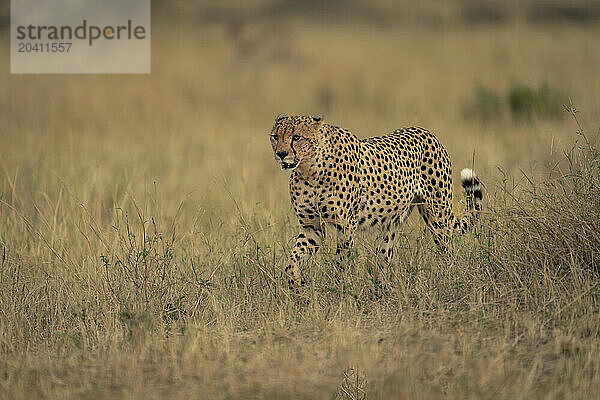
xmin=17 ymin=42 xmax=72 ymax=52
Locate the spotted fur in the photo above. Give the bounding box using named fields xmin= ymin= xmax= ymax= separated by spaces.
xmin=270 ymin=115 xmax=483 ymax=288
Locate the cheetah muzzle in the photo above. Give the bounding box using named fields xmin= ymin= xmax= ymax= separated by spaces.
xmin=280 ymin=160 xmax=298 ymax=170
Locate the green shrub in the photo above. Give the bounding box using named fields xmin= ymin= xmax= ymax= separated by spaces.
xmin=508 ymin=81 xmax=563 ymax=120
xmin=467 ymin=81 xmax=564 ymax=122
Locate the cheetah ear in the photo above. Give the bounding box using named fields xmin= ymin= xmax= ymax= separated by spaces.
xmin=311 ymin=114 xmax=324 ymax=124
xmin=275 ymin=113 xmax=289 ymax=123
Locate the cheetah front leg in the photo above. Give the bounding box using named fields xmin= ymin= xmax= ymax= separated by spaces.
xmin=375 ymin=206 xmax=413 ymax=270
xmin=285 ymin=225 xmax=323 ymax=290
xmin=366 ymin=228 xmax=399 ymax=294
xmin=334 ymin=219 xmax=358 ymax=282
xmin=376 ymin=228 xmax=399 ymax=266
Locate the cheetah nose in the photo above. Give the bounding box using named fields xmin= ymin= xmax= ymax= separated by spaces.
xmin=276 ymin=151 xmax=288 ymax=160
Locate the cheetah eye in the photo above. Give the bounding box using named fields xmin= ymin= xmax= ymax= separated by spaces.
xmin=292 ymin=134 xmax=301 ymax=141
xmin=271 ymin=134 xmax=278 ymax=141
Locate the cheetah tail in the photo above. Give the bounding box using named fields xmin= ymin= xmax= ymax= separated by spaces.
xmin=454 ymin=168 xmax=483 ymax=234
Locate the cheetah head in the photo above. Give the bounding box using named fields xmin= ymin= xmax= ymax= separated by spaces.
xmin=270 ymin=114 xmax=323 ymax=171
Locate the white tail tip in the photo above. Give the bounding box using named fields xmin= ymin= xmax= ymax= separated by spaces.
xmin=461 ymin=168 xmax=476 ymax=182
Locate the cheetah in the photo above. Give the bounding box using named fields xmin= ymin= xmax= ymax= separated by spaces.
xmin=270 ymin=114 xmax=482 ymax=288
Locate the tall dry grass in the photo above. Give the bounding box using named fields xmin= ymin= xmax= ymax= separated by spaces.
xmin=1 ymin=3 xmax=600 ymax=398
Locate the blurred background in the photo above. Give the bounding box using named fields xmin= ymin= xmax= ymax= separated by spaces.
xmin=2 ymin=0 xmax=600 ymax=220
xmin=1 ymin=0 xmax=599 ymax=222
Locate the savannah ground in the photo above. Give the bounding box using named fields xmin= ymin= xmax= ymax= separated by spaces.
xmin=1 ymin=1 xmax=600 ymax=398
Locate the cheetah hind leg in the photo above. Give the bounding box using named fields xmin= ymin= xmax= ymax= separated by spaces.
xmin=416 ymin=202 xmax=454 ymax=259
